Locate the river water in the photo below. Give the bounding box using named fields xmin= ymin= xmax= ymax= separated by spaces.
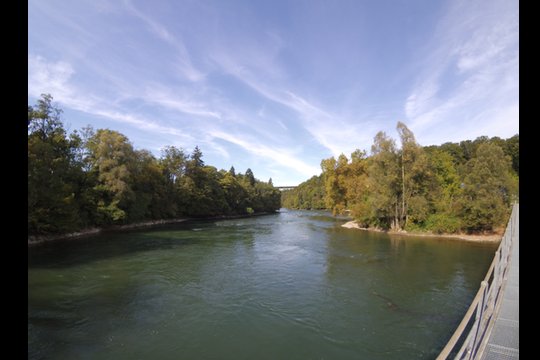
xmin=28 ymin=210 xmax=497 ymax=359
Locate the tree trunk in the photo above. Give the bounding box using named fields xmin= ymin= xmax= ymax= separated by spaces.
xmin=393 ymin=200 xmax=401 ymax=231
xmin=401 ymin=151 xmax=406 ymax=228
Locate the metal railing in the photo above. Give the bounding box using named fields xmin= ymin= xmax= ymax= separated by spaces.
xmin=436 ymin=203 xmax=518 ymax=360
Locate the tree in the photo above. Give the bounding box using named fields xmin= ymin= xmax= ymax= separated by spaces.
xmin=160 ymin=146 xmax=186 ymax=184
xmin=281 ymin=175 xmax=326 ymax=210
xmin=343 ymin=150 xmax=369 ymax=224
xmin=158 ymin=146 xmax=188 ymax=217
xmin=220 ymin=172 xmax=248 ymax=214
xmin=28 ymin=94 xmax=83 ymax=234
xmin=504 ymin=134 xmax=519 ymax=175
xmin=283 ymin=127 xmax=518 ymax=234
xmin=321 ymin=157 xmax=341 ymax=214
xmin=367 ymin=131 xmax=401 ymax=229
xmin=437 ymin=142 xmax=465 ymax=165
xmin=320 ymin=149 xmax=370 ymax=218
xmin=184 ymin=146 xmax=205 ymax=183
xmin=423 ymin=149 xmax=462 ymax=233
xmin=458 ymin=143 xmax=516 ymax=232
xmin=254 ymin=181 xmax=281 ymax=212
xmin=28 ymin=94 xmax=63 ymax=141
xmin=27 ymin=96 xmax=282 ymax=234
xmin=245 ymin=168 xmax=255 ymax=187
xmin=129 ymin=149 xmax=174 ymax=221
xmin=396 ymin=122 xmax=430 ymax=228
xmin=190 ymin=146 xmax=204 ymax=168
xmin=85 ymin=129 xmax=136 ymax=224
xmin=428 ymin=150 xmax=461 ymax=213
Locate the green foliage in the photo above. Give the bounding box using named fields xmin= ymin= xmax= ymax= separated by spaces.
xmin=457 ymin=142 xmax=516 ymax=232
xmin=85 ymin=129 xmax=136 ymax=224
xmin=367 ymin=131 xmax=401 ymax=229
xmin=28 ymin=95 xmax=517 ymax=237
xmin=245 ymin=168 xmax=255 ymax=187
xmin=28 ymin=95 xmax=281 ymax=236
xmin=286 ymin=122 xmax=518 ymax=235
xmin=281 ymin=175 xmax=326 ymax=210
xmin=504 ymin=134 xmax=519 ymax=175
xmin=396 ymin=121 xmax=431 ymax=229
xmin=318 ymin=151 xmax=370 ymax=216
xmin=160 ymin=145 xmax=186 ymax=184
xmin=424 ymin=214 xmax=462 ymax=234
xmin=28 ymin=94 xmax=83 ymax=234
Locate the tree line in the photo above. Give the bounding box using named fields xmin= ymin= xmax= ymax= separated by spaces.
xmin=28 ymin=94 xmax=281 ymax=236
xmin=282 ymin=122 xmax=518 ymax=234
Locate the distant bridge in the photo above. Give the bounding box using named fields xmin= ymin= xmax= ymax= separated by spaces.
xmin=276 ymin=186 xmax=297 ymax=191
xmin=437 ymin=203 xmax=519 ymax=359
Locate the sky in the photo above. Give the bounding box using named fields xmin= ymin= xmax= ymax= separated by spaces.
xmin=28 ymin=0 xmax=519 ymax=186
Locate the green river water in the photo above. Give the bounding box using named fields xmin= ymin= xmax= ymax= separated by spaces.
xmin=28 ymin=209 xmax=497 ymax=359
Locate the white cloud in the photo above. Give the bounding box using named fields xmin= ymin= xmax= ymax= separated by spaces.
xmin=405 ymin=80 xmax=439 ymax=119
xmin=144 ymin=86 xmax=222 ymax=119
xmin=91 ymin=109 xmax=195 ymax=142
xmin=28 ymin=54 xmax=198 ymax=144
xmin=209 ymin=130 xmax=320 ymax=177
xmin=212 ymin=49 xmax=375 ymax=157
xmin=28 ymin=55 xmax=75 ymax=99
xmin=122 ymin=0 xmax=205 ymax=82
xmin=404 ymin=0 xmax=518 ymax=143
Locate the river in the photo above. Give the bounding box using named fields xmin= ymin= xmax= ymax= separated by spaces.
xmin=28 ymin=209 xmax=497 ymax=359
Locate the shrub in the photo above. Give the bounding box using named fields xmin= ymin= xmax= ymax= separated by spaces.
xmin=425 ymin=214 xmax=461 ymax=234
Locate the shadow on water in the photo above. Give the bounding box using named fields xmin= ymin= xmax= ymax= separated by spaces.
xmin=290 ymin=209 xmax=350 ymax=224
xmin=28 ymin=215 xmax=267 ymax=269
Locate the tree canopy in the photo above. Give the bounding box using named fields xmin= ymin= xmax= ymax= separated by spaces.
xmin=284 ymin=122 xmax=518 ymax=234
xmin=28 ymin=95 xmax=281 ymax=236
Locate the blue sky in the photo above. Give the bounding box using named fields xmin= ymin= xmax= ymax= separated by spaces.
xmin=28 ymin=0 xmax=519 ymax=186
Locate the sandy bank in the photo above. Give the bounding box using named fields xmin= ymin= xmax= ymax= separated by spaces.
xmin=341 ymin=221 xmax=501 ymax=242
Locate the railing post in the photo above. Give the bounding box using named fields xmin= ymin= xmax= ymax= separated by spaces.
xmin=465 ymin=281 xmax=488 ymax=360
xmin=510 ymin=205 xmax=516 ymax=241
xmin=499 ymin=248 xmax=504 ymax=286
xmin=436 ymin=204 xmax=517 ymax=360
xmin=502 ymin=229 xmax=509 ymax=274
xmin=491 ymin=251 xmax=500 ymax=305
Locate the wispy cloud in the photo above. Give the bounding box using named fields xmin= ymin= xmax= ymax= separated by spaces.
xmin=122 ymin=0 xmax=205 ymax=82
xmin=29 ymin=0 xmax=518 ymax=185
xmin=91 ymin=109 xmax=196 ymax=143
xmin=405 ymin=80 xmax=439 ymax=120
xmin=28 ymin=54 xmax=196 ymax=144
xmin=28 ymin=53 xmax=302 ymax=178
xmin=404 ymin=0 xmax=518 ymax=143
xmin=143 ymin=86 xmax=222 ymax=119
xmin=28 ymin=55 xmax=98 ymax=111
xmin=210 ymin=130 xmax=320 ymax=177
xmin=212 ymin=49 xmax=376 ymax=156
xmin=122 ymin=0 xmax=174 ymax=43
xmin=29 ymin=55 xmax=74 ymax=98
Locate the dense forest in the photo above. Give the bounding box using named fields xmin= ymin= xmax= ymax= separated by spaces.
xmin=28 ymin=94 xmax=281 ymax=236
xmin=282 ymin=122 xmax=518 ymax=234
xmin=281 ymin=175 xmax=326 ymax=210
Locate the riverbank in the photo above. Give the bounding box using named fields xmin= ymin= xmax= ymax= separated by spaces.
xmin=28 ymin=212 xmax=276 ymax=247
xmin=341 ymin=221 xmax=502 ymax=242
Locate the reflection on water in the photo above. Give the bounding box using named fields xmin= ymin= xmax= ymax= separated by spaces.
xmin=28 ymin=210 xmax=497 ymax=360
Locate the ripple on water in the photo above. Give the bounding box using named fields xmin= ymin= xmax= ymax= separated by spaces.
xmin=28 ymin=211 xmax=497 ymax=360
